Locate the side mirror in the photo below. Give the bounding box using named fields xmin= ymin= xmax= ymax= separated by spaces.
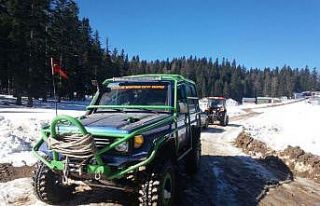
xmin=91 ymin=80 xmax=98 ymax=87
xmin=91 ymin=80 xmax=104 ymax=92
xmin=178 ymin=102 xmax=188 ymax=114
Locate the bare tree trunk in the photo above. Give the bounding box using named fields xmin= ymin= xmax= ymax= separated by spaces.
xmin=27 ymin=2 xmax=34 ymax=108
xmin=16 ymin=93 xmax=22 ymax=105
xmin=27 ymin=95 xmax=33 ymax=107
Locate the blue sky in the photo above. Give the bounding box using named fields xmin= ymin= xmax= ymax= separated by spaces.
xmin=76 ymin=0 xmax=320 ymax=69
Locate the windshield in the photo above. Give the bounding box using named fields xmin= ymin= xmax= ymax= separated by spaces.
xmin=97 ymin=81 xmax=172 ymax=109
xmin=209 ymin=99 xmax=224 ymax=107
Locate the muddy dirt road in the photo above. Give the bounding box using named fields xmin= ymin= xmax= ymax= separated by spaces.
xmin=1 ymin=115 xmax=320 ymax=205
xmin=177 ymin=123 xmax=320 ymax=206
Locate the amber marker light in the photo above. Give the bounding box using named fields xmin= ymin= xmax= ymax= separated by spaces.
xmin=134 ymin=135 xmax=144 ymax=148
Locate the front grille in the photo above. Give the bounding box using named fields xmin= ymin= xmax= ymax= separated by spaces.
xmin=93 ymin=136 xmax=129 ymax=155
xmin=93 ymin=136 xmax=112 ymax=150
xmin=67 ymin=157 xmax=86 ymax=175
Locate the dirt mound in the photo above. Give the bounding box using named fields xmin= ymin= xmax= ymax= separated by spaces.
xmin=279 ymin=146 xmax=320 ymax=180
xmin=235 ymin=132 xmax=272 ymax=156
xmin=0 ymin=163 xmax=34 ymax=183
xmin=235 ymin=132 xmax=320 ymax=183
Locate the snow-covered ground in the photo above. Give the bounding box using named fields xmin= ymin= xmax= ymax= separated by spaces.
xmin=243 ymin=100 xmax=320 ymax=155
xmin=0 ymin=94 xmax=306 ymax=167
xmin=0 ymin=95 xmax=86 ymax=166
xmin=227 ymin=106 xmax=246 ymax=117
xmin=0 ymin=178 xmax=47 ymax=206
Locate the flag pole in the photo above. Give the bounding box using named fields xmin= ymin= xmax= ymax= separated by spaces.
xmin=50 ymin=57 xmax=58 ymax=116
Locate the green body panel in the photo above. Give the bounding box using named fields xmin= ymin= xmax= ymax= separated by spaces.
xmin=32 ymin=74 xmax=197 ymax=180
xmin=51 ymin=160 xmax=64 ymax=170
xmin=87 ymin=165 xmax=111 ymax=176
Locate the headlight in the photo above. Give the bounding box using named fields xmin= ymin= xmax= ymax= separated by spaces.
xmin=114 ymin=139 xmax=129 ymax=152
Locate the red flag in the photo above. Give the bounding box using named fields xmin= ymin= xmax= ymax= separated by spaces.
xmin=51 ymin=58 xmax=69 ymax=80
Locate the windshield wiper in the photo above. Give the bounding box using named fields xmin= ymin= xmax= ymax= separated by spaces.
xmin=133 ymin=108 xmax=159 ymax=114
xmin=97 ymin=108 xmax=126 ymax=113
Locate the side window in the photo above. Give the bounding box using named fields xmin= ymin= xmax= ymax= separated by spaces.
xmin=177 ymin=83 xmax=198 ymax=113
xmin=190 ymin=85 xmax=197 ymax=97
xmin=184 ymin=83 xmax=197 ymax=98
xmin=177 ymin=85 xmax=187 ymax=114
xmin=184 ymin=85 xmax=191 ymax=97
xmin=177 ymin=85 xmax=186 ymax=103
xmin=185 ymin=84 xmax=197 ymax=112
xmin=190 ymin=84 xmax=199 ymax=108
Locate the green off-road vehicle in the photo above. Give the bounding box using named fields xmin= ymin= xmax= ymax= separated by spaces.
xmin=32 ymin=74 xmax=201 ymax=205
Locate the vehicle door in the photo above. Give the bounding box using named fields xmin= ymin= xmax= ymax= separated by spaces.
xmin=186 ymin=83 xmax=200 ymax=129
xmin=176 ymin=84 xmax=190 ymax=154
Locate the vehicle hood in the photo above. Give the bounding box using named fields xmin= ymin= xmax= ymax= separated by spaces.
xmin=80 ymin=112 xmax=171 ymax=135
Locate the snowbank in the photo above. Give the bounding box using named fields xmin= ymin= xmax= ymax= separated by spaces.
xmin=226 ymin=98 xmax=238 ymax=107
xmin=0 ymin=178 xmax=45 ymax=205
xmin=0 ymin=103 xmax=85 ymax=166
xmin=225 ymin=99 xmax=246 ymax=117
xmin=243 ymin=101 xmax=320 ymax=156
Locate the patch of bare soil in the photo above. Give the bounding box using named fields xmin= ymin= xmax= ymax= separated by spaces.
xmin=235 ymin=132 xmax=271 ymax=156
xmin=280 ymin=146 xmax=320 ymax=181
xmin=260 ymin=177 xmax=320 ymax=206
xmin=0 ymin=163 xmax=33 ymax=183
xmin=235 ymin=132 xmax=320 ymax=183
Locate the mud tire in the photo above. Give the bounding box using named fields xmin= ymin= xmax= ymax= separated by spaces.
xmin=220 ymin=114 xmax=229 ymax=126
xmin=33 ymin=161 xmax=73 ymax=205
xmin=185 ymin=127 xmax=201 ymax=174
xmin=138 ymin=161 xmax=176 ymax=206
xmin=0 ymin=163 xmax=13 ymax=183
xmin=203 ymin=120 xmax=209 ymax=129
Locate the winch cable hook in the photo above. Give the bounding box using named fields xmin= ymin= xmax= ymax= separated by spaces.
xmin=62 ymin=156 xmax=70 ymax=184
